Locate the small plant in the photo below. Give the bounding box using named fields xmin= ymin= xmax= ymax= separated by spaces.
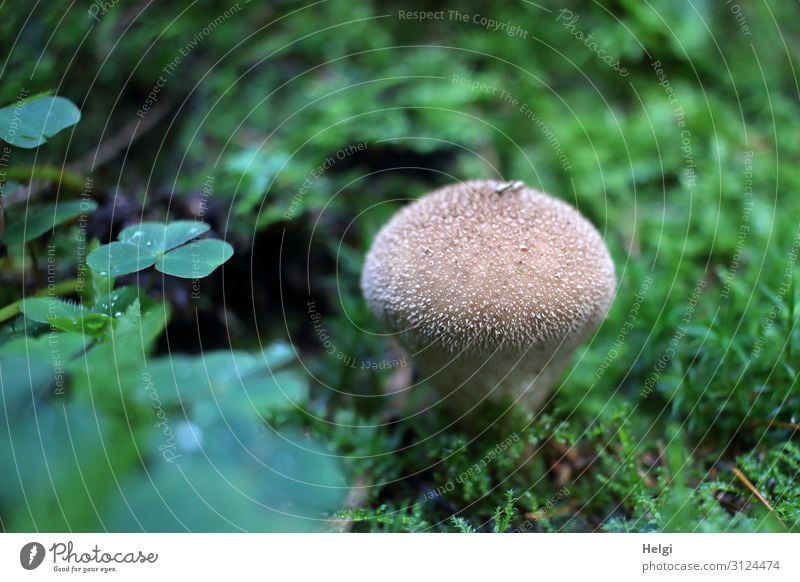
xmin=450 ymin=516 xmax=477 ymax=533
xmin=87 ymin=221 xmax=233 ymax=278
xmin=0 ymin=84 xmax=343 ymax=532
xmin=493 ymin=490 xmax=516 ymax=533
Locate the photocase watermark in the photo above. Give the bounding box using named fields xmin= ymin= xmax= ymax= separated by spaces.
xmin=41 ymin=180 xmax=94 ymax=397
xmin=190 ymin=173 xmax=216 ymax=299
xmin=725 ymin=0 xmax=752 ymax=36
xmin=141 ymin=372 xmax=181 ymax=463
xmin=306 ymin=298 xmax=406 ymax=370
xmin=0 ymin=142 xmax=15 ymax=200
xmin=45 ymin=541 xmax=157 ymax=574
xmin=452 ymin=74 xmax=572 ymax=171
xmin=556 ymin=10 xmax=629 ymax=77
xmin=285 ymin=142 xmax=368 ymax=220
xmin=19 ymin=539 xmax=158 ymax=573
xmin=651 ymin=60 xmax=696 ymax=190
xmin=0 ymin=89 xmax=28 ymax=206
xmin=640 ymin=278 xmax=707 ymax=398
xmin=137 ymin=2 xmax=245 ymax=119
xmin=20 ymin=542 xmax=46 ymax=570
xmin=751 ymin=224 xmax=800 ymax=358
xmin=45 ymin=243 xmax=67 ymax=396
xmin=87 ymin=0 xmax=121 ymax=23
xmin=398 ymin=10 xmax=529 ymax=39
xmin=596 ymin=275 xmax=654 ymax=379
xmin=421 ymin=432 xmax=520 ymax=503
xmin=720 ymin=150 xmax=754 ymax=300
xmin=75 ymin=176 xmax=96 ymax=294
xmin=1 ymin=87 xmax=31 ymax=147
xmin=514 ymin=486 xmax=570 ymax=531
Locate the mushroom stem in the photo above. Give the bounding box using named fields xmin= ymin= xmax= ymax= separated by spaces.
xmin=412 ymin=338 xmax=586 ymax=413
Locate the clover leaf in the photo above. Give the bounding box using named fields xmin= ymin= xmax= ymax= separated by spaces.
xmin=87 ymin=221 xmax=232 ymax=278
xmin=0 ymin=95 xmax=81 ymax=149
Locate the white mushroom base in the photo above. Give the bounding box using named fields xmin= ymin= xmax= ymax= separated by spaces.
xmin=409 ymin=339 xmax=582 ymax=415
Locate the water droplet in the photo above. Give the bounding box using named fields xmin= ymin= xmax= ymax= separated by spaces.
xmin=176 ymin=421 xmax=203 ymax=451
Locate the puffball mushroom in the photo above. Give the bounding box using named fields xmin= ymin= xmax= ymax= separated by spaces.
xmin=360 ymin=179 xmax=616 ymax=413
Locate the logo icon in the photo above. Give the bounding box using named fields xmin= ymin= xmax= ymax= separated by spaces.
xmin=20 ymin=542 xmax=45 ymax=570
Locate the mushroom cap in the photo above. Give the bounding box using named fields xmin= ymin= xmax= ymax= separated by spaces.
xmin=361 ymin=180 xmax=616 ymax=360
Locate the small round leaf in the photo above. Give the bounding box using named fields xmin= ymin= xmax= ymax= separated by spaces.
xmin=119 ymin=221 xmax=210 ymax=254
xmin=156 ymin=239 xmax=233 ymax=278
xmin=0 ymin=95 xmax=81 ymax=149
xmin=118 ymin=223 xmax=168 ymax=253
xmin=163 ymin=221 xmax=211 ymax=251
xmin=87 ymin=241 xmax=157 ymax=277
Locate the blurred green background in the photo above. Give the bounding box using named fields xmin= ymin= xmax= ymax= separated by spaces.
xmin=0 ymin=0 xmax=798 ymax=532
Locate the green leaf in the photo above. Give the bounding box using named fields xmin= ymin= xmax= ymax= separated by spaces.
xmin=3 ymin=200 xmax=98 ymax=245
xmin=67 ymin=299 xmax=170 ymax=405
xmin=87 ymin=241 xmax=157 ymax=277
xmin=118 ymin=222 xmax=167 ymax=253
xmin=92 ymin=285 xmax=150 ymax=318
xmin=119 ymin=220 xmax=209 ymax=254
xmin=137 ymin=343 xmax=305 ymax=414
xmin=0 ymin=95 xmax=81 ymax=148
xmin=20 ymin=297 xmax=110 ymax=336
xmin=162 ymin=220 xmax=211 ymax=251
xmin=87 ymin=221 xmax=226 ymax=278
xmin=80 ymin=240 xmax=114 ymax=306
xmin=20 ymin=286 xmax=148 ymax=338
xmin=262 ymin=341 xmax=296 ymax=369
xmin=0 ymin=402 xmax=138 ymax=530
xmin=106 ymin=421 xmax=345 ymax=532
xmin=156 ymin=239 xmax=233 ymax=278
xmin=0 ymin=333 xmax=87 ymax=410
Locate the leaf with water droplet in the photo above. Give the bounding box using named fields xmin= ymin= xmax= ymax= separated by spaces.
xmin=156 ymin=239 xmax=233 ymax=278
xmin=93 ymin=285 xmax=153 ymax=319
xmin=118 ymin=221 xmax=210 ymax=254
xmin=87 ymin=241 xmax=157 ymax=277
xmin=162 ymin=221 xmax=211 ymax=251
xmin=118 ymin=223 xmax=169 ymax=254
xmin=21 ymin=297 xmax=111 ymax=336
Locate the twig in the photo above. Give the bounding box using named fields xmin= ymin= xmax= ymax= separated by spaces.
xmin=524 ymin=503 xmax=574 ymax=522
xmin=327 ymin=474 xmax=371 ymax=532
xmin=764 ymin=420 xmax=800 ymax=432
xmin=74 ymin=94 xmax=178 ymax=174
xmin=731 ymin=466 xmax=774 ymax=512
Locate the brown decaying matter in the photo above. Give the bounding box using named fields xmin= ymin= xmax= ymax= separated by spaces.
xmin=361 ymin=179 xmax=616 ymax=413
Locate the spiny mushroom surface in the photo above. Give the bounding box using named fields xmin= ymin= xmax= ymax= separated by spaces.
xmin=361 ymin=179 xmax=616 ymax=413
